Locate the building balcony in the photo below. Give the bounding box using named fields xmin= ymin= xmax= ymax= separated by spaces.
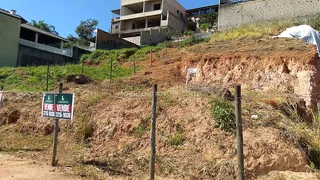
xmin=120 ymin=26 xmax=168 ymax=34
xmin=19 ymin=38 xmax=73 ymax=57
xmin=120 ymin=10 xmax=162 ymax=21
xmin=112 ymin=17 xmax=120 ymax=22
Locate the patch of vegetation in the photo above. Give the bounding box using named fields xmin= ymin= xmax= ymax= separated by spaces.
xmin=0 ymin=60 xmax=131 ymax=92
xmin=276 ymin=101 xmax=320 ymax=169
xmin=132 ymin=118 xmax=150 ymax=138
xmin=211 ymin=20 xmax=300 ymax=41
xmin=200 ymin=23 xmax=211 ymax=32
xmin=212 ymin=14 xmax=320 ymax=42
xmin=308 ymin=13 xmax=320 ymax=31
xmin=73 ymin=165 xmax=105 ymax=180
xmin=168 ymin=125 xmax=184 ymax=146
xmin=81 ymin=43 xmax=166 ymax=63
xmin=210 ymin=99 xmax=236 ymax=132
xmin=168 ymin=133 xmax=184 ymax=146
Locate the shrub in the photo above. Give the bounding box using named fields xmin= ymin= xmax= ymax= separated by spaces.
xmin=80 ymin=54 xmax=90 ymax=62
xmin=200 ymin=23 xmax=211 ymax=32
xmin=89 ymin=50 xmax=107 ymax=60
xmin=210 ymin=99 xmax=236 ymax=132
xmin=168 ymin=133 xmax=183 ymax=146
xmin=183 ymin=30 xmax=194 ymax=37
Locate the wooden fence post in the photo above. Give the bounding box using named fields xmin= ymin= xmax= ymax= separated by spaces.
xmin=235 ymin=85 xmax=244 ymax=180
xmin=110 ymin=59 xmax=113 ymax=82
xmin=133 ymin=58 xmax=136 ymax=74
xmin=150 ymin=84 xmax=157 ymax=180
xmin=150 ymin=48 xmax=153 ymax=68
xmin=51 ymin=82 xmax=63 ymax=166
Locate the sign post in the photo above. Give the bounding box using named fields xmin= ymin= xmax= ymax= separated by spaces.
xmin=42 ymin=83 xmax=74 ymax=166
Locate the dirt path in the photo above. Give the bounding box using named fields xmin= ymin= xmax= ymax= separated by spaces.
xmin=0 ymin=153 xmax=78 ymax=180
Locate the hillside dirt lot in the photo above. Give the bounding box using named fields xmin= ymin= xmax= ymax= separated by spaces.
xmin=1 ymin=37 xmax=320 ymax=179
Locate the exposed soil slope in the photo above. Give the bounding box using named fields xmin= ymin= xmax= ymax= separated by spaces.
xmin=0 ymin=37 xmax=319 ymax=179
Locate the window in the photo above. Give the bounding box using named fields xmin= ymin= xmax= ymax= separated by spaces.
xmin=115 ymin=25 xmax=118 ymax=29
xmin=177 ymin=10 xmax=180 ymax=14
xmin=153 ymin=3 xmax=161 ymax=11
xmin=200 ymin=9 xmax=210 ymax=15
xmin=191 ymin=11 xmax=199 ymax=16
xmin=162 ymin=14 xmax=167 ymax=20
xmin=211 ymin=8 xmax=217 ymax=13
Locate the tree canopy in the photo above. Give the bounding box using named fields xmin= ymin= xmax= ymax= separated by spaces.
xmin=68 ymin=19 xmax=99 ymax=46
xmin=29 ymin=20 xmax=59 ymax=36
xmin=75 ymin=19 xmax=99 ymax=43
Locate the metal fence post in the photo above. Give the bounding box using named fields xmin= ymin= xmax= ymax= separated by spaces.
xmin=51 ymin=82 xmax=63 ymax=166
xmin=82 ymin=60 xmax=85 ymax=75
xmin=235 ymin=85 xmax=244 ymax=180
xmin=133 ymin=58 xmax=136 ymax=74
xmin=150 ymin=48 xmax=153 ymax=68
xmin=46 ymin=61 xmax=50 ymax=91
xmin=110 ymin=58 xmax=113 ymax=82
xmin=150 ymin=84 xmax=157 ymax=180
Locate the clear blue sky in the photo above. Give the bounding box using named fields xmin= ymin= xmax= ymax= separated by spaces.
xmin=1 ymin=0 xmax=219 ymax=37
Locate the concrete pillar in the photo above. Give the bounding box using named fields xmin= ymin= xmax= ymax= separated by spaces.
xmin=146 ymin=18 xmax=149 ymax=28
xmin=35 ymin=33 xmax=38 ymax=43
xmin=143 ymin=1 xmax=146 ymax=12
xmin=60 ymin=41 xmax=64 ymax=49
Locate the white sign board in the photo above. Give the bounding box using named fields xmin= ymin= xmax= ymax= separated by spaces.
xmin=187 ymin=68 xmax=198 ymax=75
xmin=186 ymin=68 xmax=198 ymax=89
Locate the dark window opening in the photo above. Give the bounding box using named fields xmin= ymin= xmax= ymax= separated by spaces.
xmin=177 ymin=10 xmax=180 ymax=14
xmin=162 ymin=14 xmax=167 ymax=20
xmin=200 ymin=9 xmax=210 ymax=15
xmin=132 ymin=23 xmax=136 ymax=29
xmin=147 ymin=19 xmax=161 ymax=28
xmin=153 ymin=3 xmax=161 ymax=11
xmin=191 ymin=11 xmax=199 ymax=16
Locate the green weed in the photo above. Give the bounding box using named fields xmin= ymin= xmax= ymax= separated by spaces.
xmin=210 ymin=99 xmax=236 ymax=132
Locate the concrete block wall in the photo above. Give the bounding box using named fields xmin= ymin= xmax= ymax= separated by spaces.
xmin=218 ymin=0 xmax=320 ymax=30
xmin=123 ymin=36 xmax=141 ymax=46
xmin=141 ymin=29 xmax=167 ymax=45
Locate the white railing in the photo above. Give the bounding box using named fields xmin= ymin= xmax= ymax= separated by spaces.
xmin=19 ymin=39 xmax=73 ymax=57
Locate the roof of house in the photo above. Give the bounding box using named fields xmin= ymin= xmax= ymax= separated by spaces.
xmin=0 ymin=8 xmax=27 ymax=23
xmin=21 ymin=24 xmax=68 ymax=42
xmin=186 ymin=4 xmax=219 ymax=12
xmin=111 ymin=9 xmax=121 ymax=15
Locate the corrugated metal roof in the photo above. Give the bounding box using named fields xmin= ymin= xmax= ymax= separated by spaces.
xmin=21 ymin=24 xmax=68 ymax=42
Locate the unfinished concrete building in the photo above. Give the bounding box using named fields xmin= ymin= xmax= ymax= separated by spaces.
xmin=111 ymin=0 xmax=186 ymax=46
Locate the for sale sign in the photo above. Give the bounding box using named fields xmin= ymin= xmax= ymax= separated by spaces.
xmin=42 ymin=93 xmax=74 ymax=120
xmin=54 ymin=94 xmax=74 ymax=120
xmin=42 ymin=93 xmax=55 ymax=118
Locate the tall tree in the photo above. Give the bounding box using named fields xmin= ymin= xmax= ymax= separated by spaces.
xmin=75 ymin=19 xmax=99 ymax=46
xmin=29 ymin=20 xmax=59 ymax=36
